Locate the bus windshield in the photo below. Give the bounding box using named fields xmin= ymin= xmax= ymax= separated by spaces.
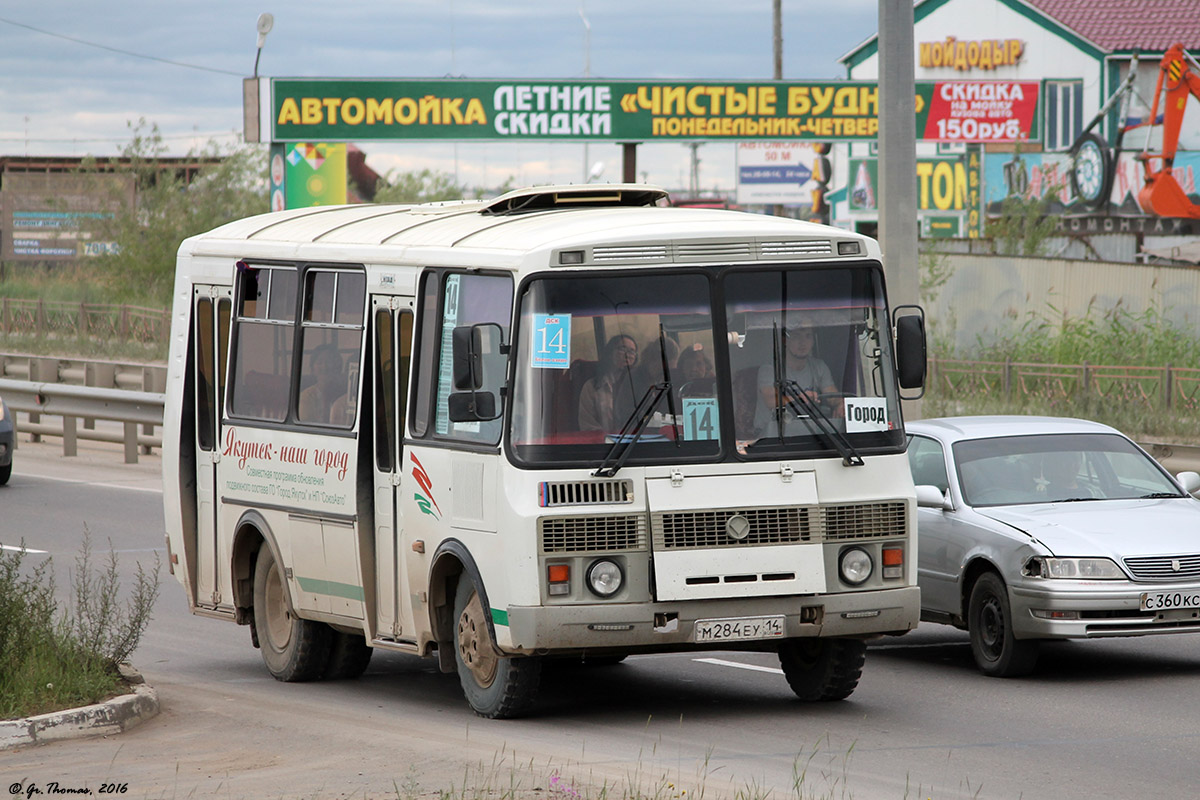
xmin=508 ymin=264 xmax=904 ymax=466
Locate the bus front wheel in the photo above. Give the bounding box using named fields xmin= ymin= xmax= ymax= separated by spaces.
xmin=778 ymin=638 xmax=866 ymax=701
xmin=252 ymin=545 xmax=331 ymax=681
xmin=452 ymin=578 xmax=541 ymax=718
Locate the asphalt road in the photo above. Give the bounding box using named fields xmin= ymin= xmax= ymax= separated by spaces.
xmin=3 ymin=438 xmax=1199 ymax=800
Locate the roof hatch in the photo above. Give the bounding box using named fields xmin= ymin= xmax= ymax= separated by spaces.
xmin=481 ymin=183 xmax=669 ymax=215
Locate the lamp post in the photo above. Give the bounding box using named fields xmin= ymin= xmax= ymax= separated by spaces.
xmin=254 ymin=13 xmax=274 ymax=78
xmin=580 ymin=2 xmax=591 ymax=183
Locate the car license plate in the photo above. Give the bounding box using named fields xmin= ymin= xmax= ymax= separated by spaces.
xmin=1140 ymin=591 xmax=1200 ymax=612
xmin=694 ymin=616 xmax=785 ymax=643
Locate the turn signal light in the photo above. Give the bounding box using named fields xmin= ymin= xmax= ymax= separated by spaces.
xmin=882 ymin=546 xmax=904 ymax=579
xmin=548 ymin=564 xmax=570 ymax=596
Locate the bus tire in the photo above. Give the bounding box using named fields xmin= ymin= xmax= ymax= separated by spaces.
xmin=252 ymin=545 xmax=331 ymax=682
xmin=778 ymin=638 xmax=867 ymax=701
xmin=453 ymin=578 xmax=541 ymax=719
xmin=324 ymin=629 xmax=373 ymax=680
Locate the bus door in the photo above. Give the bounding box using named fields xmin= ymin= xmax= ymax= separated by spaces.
xmin=370 ymin=296 xmax=414 ymax=640
xmin=193 ymin=286 xmax=231 ymax=609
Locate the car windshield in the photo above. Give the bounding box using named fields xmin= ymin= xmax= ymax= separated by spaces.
xmin=508 ymin=264 xmax=907 ymax=467
xmin=952 ymin=432 xmax=1184 ymax=506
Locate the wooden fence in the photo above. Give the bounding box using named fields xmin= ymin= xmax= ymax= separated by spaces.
xmin=930 ymin=358 xmax=1200 ymax=412
xmin=0 ymin=298 xmax=170 ymax=345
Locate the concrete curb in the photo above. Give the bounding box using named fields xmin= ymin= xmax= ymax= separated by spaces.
xmin=0 ymin=665 xmax=159 ymax=751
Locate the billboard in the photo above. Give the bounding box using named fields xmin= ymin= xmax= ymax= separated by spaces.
xmin=1 ymin=173 xmax=131 ymax=261
xmin=269 ymin=142 xmax=349 ymax=209
xmin=735 ymin=142 xmax=818 ymax=205
xmin=269 ymin=78 xmax=1041 ymax=144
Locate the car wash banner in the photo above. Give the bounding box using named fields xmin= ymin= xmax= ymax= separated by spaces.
xmin=269 ymin=78 xmax=1040 ymax=143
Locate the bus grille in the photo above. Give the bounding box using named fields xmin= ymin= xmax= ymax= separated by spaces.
xmin=539 ymin=514 xmax=649 ymax=554
xmin=539 ymin=479 xmax=633 ymax=507
xmin=1124 ymin=554 xmax=1200 ymax=581
xmin=653 ymin=507 xmax=811 ymax=549
xmin=652 ymin=502 xmax=906 ymax=550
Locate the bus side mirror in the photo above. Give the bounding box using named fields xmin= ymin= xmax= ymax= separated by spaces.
xmin=448 ymin=390 xmax=498 ymax=422
xmin=452 ymin=326 xmax=483 ymax=390
xmin=893 ymin=306 xmax=927 ymax=396
xmin=452 ymin=323 xmax=505 ymax=390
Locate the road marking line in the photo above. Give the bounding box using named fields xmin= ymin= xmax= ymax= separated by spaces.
xmin=19 ymin=472 xmax=162 ymax=494
xmin=694 ymin=657 xmax=783 ymax=675
xmin=1 ymin=544 xmax=49 ymax=554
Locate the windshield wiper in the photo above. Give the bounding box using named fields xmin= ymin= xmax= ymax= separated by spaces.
xmin=593 ymin=381 xmax=669 ymax=478
xmin=593 ymin=326 xmax=681 ymax=478
xmin=757 ymin=321 xmax=862 ymax=466
xmin=780 ymin=379 xmax=865 ymax=467
xmin=1138 ymin=492 xmax=1182 ymax=499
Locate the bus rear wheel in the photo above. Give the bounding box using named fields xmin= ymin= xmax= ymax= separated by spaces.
xmin=253 ymin=545 xmax=331 ymax=682
xmin=453 ymin=578 xmax=541 ymax=718
xmin=778 ymin=638 xmax=867 ymax=701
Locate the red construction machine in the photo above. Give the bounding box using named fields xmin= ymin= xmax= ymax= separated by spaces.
xmin=1069 ymin=43 xmax=1200 ymax=219
xmin=1136 ymin=43 xmax=1200 ymax=219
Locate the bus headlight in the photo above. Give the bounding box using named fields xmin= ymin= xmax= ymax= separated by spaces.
xmin=586 ymin=559 xmax=624 ymax=598
xmin=839 ymin=548 xmax=873 ymax=585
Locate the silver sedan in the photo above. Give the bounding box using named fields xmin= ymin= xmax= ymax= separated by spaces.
xmin=907 ymin=416 xmax=1200 ymax=676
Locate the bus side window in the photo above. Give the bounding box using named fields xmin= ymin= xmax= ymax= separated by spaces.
xmin=296 ymin=269 xmax=365 ymax=427
xmin=230 ymin=265 xmax=296 ymax=421
xmin=374 ymin=309 xmax=413 ymax=471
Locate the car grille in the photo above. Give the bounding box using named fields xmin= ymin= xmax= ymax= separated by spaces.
xmin=652 ymin=501 xmax=906 ymax=550
xmin=539 ymin=514 xmax=648 ymax=554
xmin=1123 ymin=554 xmax=1200 ymax=581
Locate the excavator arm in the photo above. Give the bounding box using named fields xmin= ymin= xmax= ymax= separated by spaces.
xmin=1137 ymin=43 xmax=1200 ymax=219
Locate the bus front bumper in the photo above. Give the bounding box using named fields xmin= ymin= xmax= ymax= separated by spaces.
xmin=502 ymin=586 xmax=918 ymax=653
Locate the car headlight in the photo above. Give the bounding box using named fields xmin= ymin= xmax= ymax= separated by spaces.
xmin=839 ymin=547 xmax=873 ymax=585
xmin=1023 ymin=557 xmax=1125 ymax=580
xmin=586 ymin=559 xmax=624 ymax=598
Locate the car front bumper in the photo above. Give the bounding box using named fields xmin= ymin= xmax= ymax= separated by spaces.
xmin=1009 ymin=580 xmax=1200 ymax=639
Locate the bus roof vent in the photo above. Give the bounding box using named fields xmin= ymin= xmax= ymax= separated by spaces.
xmin=760 ymin=239 xmax=834 ymax=257
xmin=677 ymin=241 xmax=754 ymax=261
xmin=539 ymin=479 xmax=634 ymax=508
xmin=481 ymin=183 xmax=669 ymax=215
xmin=592 ymin=244 xmax=670 ymax=263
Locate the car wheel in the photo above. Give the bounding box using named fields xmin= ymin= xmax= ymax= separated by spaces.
xmin=777 ymin=638 xmax=866 ymax=701
xmin=453 ymin=578 xmax=541 ymax=718
xmin=0 ymin=461 xmax=10 ymax=486
xmin=1068 ymin=133 xmax=1112 ymax=210
xmin=252 ymin=545 xmax=331 ymax=681
xmin=967 ymin=572 xmax=1040 ymax=677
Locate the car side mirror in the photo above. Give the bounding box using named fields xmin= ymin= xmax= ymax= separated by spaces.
xmin=916 ymin=484 xmax=952 ymax=510
xmin=1177 ymin=471 xmax=1200 ymax=495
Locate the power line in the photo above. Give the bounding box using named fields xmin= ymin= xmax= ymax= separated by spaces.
xmin=0 ymin=15 xmax=244 ymax=77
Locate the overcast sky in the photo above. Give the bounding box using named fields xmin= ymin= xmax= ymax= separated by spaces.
xmin=0 ymin=1 xmax=880 ymax=192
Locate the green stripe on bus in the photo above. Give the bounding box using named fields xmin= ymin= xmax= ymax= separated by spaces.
xmin=296 ymin=576 xmax=365 ymax=602
xmin=491 ymin=608 xmax=509 ymax=627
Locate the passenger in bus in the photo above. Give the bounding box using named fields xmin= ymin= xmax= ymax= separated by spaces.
xmin=677 ymin=344 xmax=714 ymax=383
xmin=754 ymin=318 xmax=843 ymax=431
xmin=578 ymin=334 xmax=639 ymax=431
xmin=299 ymin=344 xmax=348 ymax=424
xmin=634 ymin=336 xmax=680 ymax=390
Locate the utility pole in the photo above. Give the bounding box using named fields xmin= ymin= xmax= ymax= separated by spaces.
xmin=772 ymin=0 xmax=784 ymax=217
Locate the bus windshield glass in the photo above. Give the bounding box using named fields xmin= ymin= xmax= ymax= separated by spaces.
xmin=508 ymin=264 xmax=904 ymax=466
xmin=723 ymin=265 xmax=904 ymax=457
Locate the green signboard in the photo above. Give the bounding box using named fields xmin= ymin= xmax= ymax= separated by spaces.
xmin=269 ymin=78 xmax=1043 ymax=145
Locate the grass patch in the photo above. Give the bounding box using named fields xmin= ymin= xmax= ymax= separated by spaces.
xmin=0 ymin=529 xmax=160 ymax=720
xmin=926 ymin=301 xmax=1200 ymax=442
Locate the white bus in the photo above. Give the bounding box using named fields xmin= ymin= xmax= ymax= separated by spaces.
xmin=162 ymin=184 xmax=927 ymax=718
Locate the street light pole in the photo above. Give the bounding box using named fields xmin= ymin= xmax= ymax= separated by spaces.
xmin=580 ymin=2 xmax=591 ymax=183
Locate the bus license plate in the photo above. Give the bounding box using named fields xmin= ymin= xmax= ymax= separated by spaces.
xmin=694 ymin=616 xmax=785 ymax=643
xmin=1140 ymin=591 xmax=1200 ymax=612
